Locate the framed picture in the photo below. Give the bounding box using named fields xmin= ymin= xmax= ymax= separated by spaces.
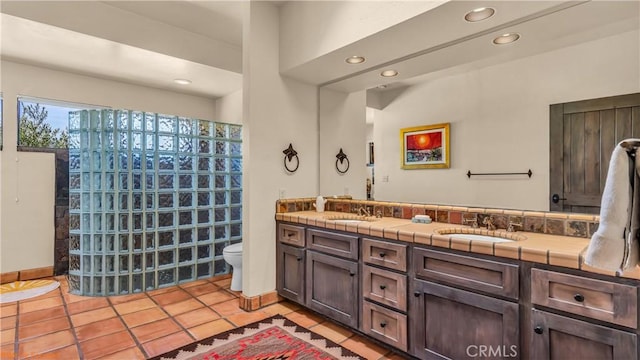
xmin=400 ymin=122 xmax=450 ymax=169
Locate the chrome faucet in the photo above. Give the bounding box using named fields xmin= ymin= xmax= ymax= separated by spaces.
xmin=483 ymin=216 xmax=496 ymax=230
xmin=507 ymin=220 xmax=523 ymax=232
xmin=358 ymin=206 xmax=371 ymax=217
xmin=463 ymin=218 xmax=478 ymax=228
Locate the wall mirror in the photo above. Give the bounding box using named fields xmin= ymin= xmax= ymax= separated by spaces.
xmin=318 ymin=0 xmax=639 ymax=213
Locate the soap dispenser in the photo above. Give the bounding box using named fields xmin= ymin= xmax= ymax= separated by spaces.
xmin=313 ymin=196 xmax=328 ymax=213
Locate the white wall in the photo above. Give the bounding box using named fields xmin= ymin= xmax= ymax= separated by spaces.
xmin=319 ymin=88 xmax=367 ymax=198
xmin=215 ymin=89 xmax=242 ymax=125
xmin=374 ymin=30 xmax=640 ymax=211
xmin=279 ymin=1 xmax=442 ymax=72
xmin=242 ymin=2 xmax=318 ymax=297
xmin=0 ymin=60 xmax=217 ymax=273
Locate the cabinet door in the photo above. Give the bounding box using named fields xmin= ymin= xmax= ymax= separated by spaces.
xmin=531 ymin=310 xmax=637 ymax=360
xmin=306 ymin=251 xmax=358 ymax=328
xmin=410 ymin=280 xmax=519 ymax=360
xmin=276 ymin=243 xmax=305 ymax=304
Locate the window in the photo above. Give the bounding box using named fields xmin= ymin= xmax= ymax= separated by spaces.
xmin=17 ymin=97 xmax=100 ymax=149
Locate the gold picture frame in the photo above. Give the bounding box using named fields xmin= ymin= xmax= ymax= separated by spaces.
xmin=400 ymin=123 xmax=450 ymax=169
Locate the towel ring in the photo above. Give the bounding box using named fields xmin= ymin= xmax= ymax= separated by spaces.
xmin=283 ymin=143 xmax=299 ymax=173
xmin=336 ymin=148 xmax=349 ymax=174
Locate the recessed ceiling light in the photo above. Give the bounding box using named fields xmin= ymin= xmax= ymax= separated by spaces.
xmin=346 ymin=56 xmax=366 ymax=64
xmin=493 ymin=33 xmax=520 ymax=45
xmin=464 ymin=7 xmax=495 ymax=22
xmin=174 ymin=79 xmax=192 ymax=85
xmin=380 ymin=70 xmax=398 ymax=77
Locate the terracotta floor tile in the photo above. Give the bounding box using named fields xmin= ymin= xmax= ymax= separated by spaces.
xmin=18 ymin=316 xmax=70 ymax=341
xmin=178 ymin=279 xmax=212 ymax=289
xmin=121 ymin=307 xmax=168 ymax=328
xmin=19 ymin=297 xmax=63 ymax=314
xmin=19 ymin=306 xmax=66 ymax=326
xmin=187 ymin=319 xmax=235 ymax=340
xmin=113 ymin=297 xmax=157 ymax=315
xmin=20 ymin=288 xmax=61 ymax=302
xmin=108 ymin=292 xmax=148 ymax=305
xmin=95 ymin=346 xmax=146 ymax=360
xmin=26 ymin=345 xmax=80 ymax=360
xmin=182 ymin=282 xmax=220 ymax=297
xmin=70 ymin=307 xmax=117 ymax=327
xmin=174 ymin=307 xmax=220 ymax=328
xmin=0 ymin=305 xmax=17 ymax=318
xmin=340 ymin=334 xmax=391 ymax=360
xmin=226 ymin=310 xmax=270 ymax=327
xmin=212 ymin=278 xmax=232 ymax=289
xmin=261 ymin=302 xmax=301 ymax=316
xmin=151 ymin=289 xmax=192 ymax=306
xmin=163 ymin=298 xmax=204 ymax=316
xmin=18 ymin=329 xmax=75 ymax=358
xmin=0 ymin=316 xmax=15 ymax=330
xmin=381 ymin=352 xmax=412 ymax=360
xmin=130 ymin=318 xmax=182 ymax=344
xmin=146 ymin=286 xmax=180 ymax=297
xmin=210 ymin=299 xmax=243 ymax=316
xmin=285 ymin=310 xmax=325 ymax=329
xmin=66 ymin=297 xmax=110 ymax=315
xmin=79 ymin=331 xmax=136 ymax=359
xmin=62 ymin=292 xmax=94 ymax=304
xmin=197 ymin=290 xmax=235 ymax=306
xmin=1 ymin=328 xmax=15 ymax=345
xmin=2 ymin=343 xmax=15 ymax=359
xmin=74 ymin=317 xmax=126 ymax=342
xmin=142 ymin=331 xmax=193 ymax=358
xmin=309 ymin=321 xmax=353 ymax=344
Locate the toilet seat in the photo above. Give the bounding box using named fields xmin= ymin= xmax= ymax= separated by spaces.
xmin=223 ymin=243 xmax=242 ymax=254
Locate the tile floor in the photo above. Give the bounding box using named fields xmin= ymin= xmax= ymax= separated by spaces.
xmin=0 ymin=275 xmax=408 ymax=359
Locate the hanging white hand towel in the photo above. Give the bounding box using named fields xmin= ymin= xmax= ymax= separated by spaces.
xmin=584 ymin=140 xmax=639 ymax=271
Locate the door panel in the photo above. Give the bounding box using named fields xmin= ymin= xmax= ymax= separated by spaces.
xmin=549 ymin=93 xmax=640 ymax=213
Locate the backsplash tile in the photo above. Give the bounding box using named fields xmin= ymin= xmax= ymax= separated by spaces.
xmin=275 ymin=198 xmax=598 ymax=239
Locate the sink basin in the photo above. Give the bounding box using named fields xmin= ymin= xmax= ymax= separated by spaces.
xmin=436 ymin=228 xmax=525 ymax=242
xmin=324 ymin=215 xmax=377 ymax=223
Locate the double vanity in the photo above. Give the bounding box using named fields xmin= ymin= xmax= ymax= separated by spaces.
xmin=275 ymin=199 xmax=640 ymax=359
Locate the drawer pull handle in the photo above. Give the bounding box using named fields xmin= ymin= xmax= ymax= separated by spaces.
xmin=287 ymin=232 xmax=296 ymax=238
xmin=380 ymin=321 xmax=387 ymax=328
xmin=350 ymin=271 xmax=356 ymax=276
xmin=574 ymin=294 xmax=585 ymax=302
xmin=379 ymin=252 xmax=386 ymax=258
xmin=296 ymin=256 xmax=303 ymax=261
xmin=534 ymin=326 xmax=544 ymax=335
xmin=379 ymin=284 xmax=387 ymax=290
xmin=414 ymin=291 xmax=421 ymax=297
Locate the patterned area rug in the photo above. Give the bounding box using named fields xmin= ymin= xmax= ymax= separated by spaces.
xmin=0 ymin=280 xmax=60 ymax=303
xmin=151 ymin=315 xmax=364 ymax=360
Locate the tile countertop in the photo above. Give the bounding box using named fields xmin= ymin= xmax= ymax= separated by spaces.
xmin=276 ymin=211 xmax=640 ymax=281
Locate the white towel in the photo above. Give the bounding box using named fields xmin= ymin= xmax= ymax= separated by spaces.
xmin=584 ymin=140 xmax=639 ymax=271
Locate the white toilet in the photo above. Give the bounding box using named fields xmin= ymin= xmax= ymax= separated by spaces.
xmin=222 ymin=243 xmax=242 ymax=291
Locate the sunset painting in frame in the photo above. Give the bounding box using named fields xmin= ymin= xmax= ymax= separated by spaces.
xmin=401 ymin=123 xmax=450 ymax=169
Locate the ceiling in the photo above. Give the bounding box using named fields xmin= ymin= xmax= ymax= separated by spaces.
xmin=0 ymin=1 xmax=637 ymax=99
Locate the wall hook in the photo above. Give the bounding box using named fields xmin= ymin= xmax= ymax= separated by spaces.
xmin=335 ymin=148 xmax=350 ymax=174
xmin=283 ymin=143 xmax=299 ymax=173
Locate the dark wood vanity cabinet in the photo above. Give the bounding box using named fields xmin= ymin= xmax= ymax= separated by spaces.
xmin=276 ymin=243 xmax=305 ymax=303
xmin=530 ymin=310 xmax=637 ymax=360
xmin=305 ymin=229 xmax=359 ymax=328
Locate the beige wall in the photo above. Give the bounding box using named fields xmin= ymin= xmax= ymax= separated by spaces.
xmin=373 ymin=30 xmax=640 ymax=211
xmin=0 ymin=60 xmax=218 ymax=273
xmin=319 ymin=88 xmax=367 ymax=199
xmin=242 ymin=2 xmax=318 ymax=297
xmin=215 ymin=89 xmax=243 ymax=125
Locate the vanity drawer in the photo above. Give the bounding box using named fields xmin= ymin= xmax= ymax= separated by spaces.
xmin=414 ymin=247 xmax=519 ymax=300
xmin=531 ymin=268 xmax=638 ymax=328
xmin=362 ymin=301 xmax=407 ymax=352
xmin=363 ymin=265 xmax=407 ymax=311
xmin=362 ymin=238 xmax=407 ymax=272
xmin=306 ymin=229 xmax=358 ymax=260
xmin=278 ymin=223 xmax=305 ymax=247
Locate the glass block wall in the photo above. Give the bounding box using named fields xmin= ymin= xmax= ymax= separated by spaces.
xmin=67 ymin=109 xmax=242 ymax=295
